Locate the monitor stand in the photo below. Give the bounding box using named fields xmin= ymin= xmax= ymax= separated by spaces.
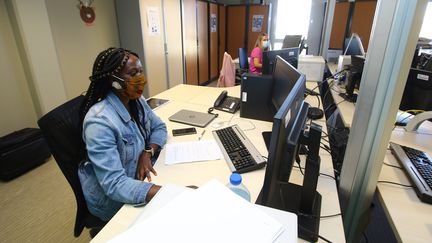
xmin=257 ymin=124 xmax=323 ymax=242
xmin=256 ymin=181 xmax=322 ymax=242
xmin=280 ymin=183 xmax=322 ymax=242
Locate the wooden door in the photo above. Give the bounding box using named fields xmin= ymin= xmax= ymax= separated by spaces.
xmin=329 ymin=2 xmax=350 ymax=49
xmin=247 ymin=5 xmax=269 ymax=55
xmin=350 ymin=1 xmax=377 ymax=52
xmin=226 ymin=6 xmax=246 ymax=59
xmin=209 ymin=2 xmax=218 ymax=80
xmin=219 ymin=5 xmax=226 ymax=69
xmin=197 ymin=1 xmax=209 ymax=84
xmin=183 ymin=0 xmax=198 ymax=85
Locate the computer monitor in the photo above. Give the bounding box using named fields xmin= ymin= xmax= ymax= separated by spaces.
xmin=260 ymin=80 xmax=307 ymax=207
xmin=344 ymin=33 xmax=365 ymax=56
xmin=262 ymin=47 xmax=300 ymax=75
xmin=256 ymin=76 xmax=323 ymax=241
xmin=271 ymin=55 xmax=303 ymax=110
xmin=399 ymin=68 xmax=432 ymax=112
xmin=282 ymin=35 xmax=302 ymax=49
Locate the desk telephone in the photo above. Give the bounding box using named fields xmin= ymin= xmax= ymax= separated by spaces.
xmin=213 ymin=91 xmax=240 ymax=113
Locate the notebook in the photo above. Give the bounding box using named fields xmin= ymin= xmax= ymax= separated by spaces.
xmin=168 ymin=109 xmax=216 ymax=128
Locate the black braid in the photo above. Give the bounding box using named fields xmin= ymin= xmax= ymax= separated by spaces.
xmin=79 ymin=47 xmax=139 ymax=129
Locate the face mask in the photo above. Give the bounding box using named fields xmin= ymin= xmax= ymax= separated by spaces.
xmin=124 ymin=74 xmax=147 ymax=100
xmin=262 ymin=40 xmax=269 ymax=49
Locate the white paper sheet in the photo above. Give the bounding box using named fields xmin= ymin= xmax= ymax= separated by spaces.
xmin=164 ymin=140 xmax=223 ymax=165
xmin=108 ymin=180 xmax=284 ymax=243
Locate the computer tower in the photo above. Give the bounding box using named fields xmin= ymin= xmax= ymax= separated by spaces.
xmin=240 ymin=74 xmax=275 ymax=122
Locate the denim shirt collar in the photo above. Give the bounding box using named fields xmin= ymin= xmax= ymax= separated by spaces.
xmin=106 ymin=91 xmax=132 ymax=123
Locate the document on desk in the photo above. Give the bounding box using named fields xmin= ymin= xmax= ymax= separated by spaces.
xmin=108 ymin=180 xmax=286 ymax=243
xmin=164 ymin=139 xmax=223 ymax=165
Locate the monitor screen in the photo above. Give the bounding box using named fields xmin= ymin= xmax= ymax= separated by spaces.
xmin=258 ymin=65 xmax=307 ymax=207
xmin=271 ymin=56 xmax=303 ymax=110
xmin=262 ymin=47 xmax=300 ymax=75
xmin=344 ymin=33 xmax=365 ymax=56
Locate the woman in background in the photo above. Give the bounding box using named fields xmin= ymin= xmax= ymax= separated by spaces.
xmin=249 ymin=33 xmax=270 ymax=74
xmin=78 ymin=47 xmax=167 ymax=221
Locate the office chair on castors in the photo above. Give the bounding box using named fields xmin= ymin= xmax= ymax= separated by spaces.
xmin=37 ymin=95 xmax=106 ymax=238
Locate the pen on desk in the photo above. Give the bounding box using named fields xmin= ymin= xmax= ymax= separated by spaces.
xmin=198 ymin=130 xmax=206 ymax=140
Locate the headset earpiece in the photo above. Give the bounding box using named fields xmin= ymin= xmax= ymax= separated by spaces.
xmin=111 ymin=74 xmax=126 ymax=90
xmin=112 ymin=81 xmax=123 ymax=90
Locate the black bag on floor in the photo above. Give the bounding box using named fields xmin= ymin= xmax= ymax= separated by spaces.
xmin=0 ymin=128 xmax=51 ymax=181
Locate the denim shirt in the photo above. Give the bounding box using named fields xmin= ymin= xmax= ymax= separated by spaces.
xmin=78 ymin=91 xmax=167 ymax=221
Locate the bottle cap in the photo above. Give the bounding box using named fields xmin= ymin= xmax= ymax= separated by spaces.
xmin=230 ymin=173 xmax=242 ymax=185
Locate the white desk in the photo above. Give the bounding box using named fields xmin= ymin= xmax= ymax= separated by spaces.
xmin=325 ymin=66 xmax=432 ymax=242
xmin=91 ymin=84 xmax=345 ymax=243
xmin=378 ymin=127 xmax=432 ymax=243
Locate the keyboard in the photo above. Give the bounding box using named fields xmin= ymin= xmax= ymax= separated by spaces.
xmin=389 ymin=142 xmax=432 ymax=204
xmin=212 ymin=125 xmax=266 ymax=174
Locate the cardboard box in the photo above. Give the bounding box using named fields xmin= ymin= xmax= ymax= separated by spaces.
xmin=298 ymin=55 xmax=325 ymax=82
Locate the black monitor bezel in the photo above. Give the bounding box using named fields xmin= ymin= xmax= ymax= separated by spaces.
xmin=262 ymin=47 xmax=300 ymax=75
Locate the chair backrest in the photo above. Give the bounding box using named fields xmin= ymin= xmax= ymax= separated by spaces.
xmin=217 ymin=52 xmax=236 ymax=87
xmin=37 ymin=95 xmax=91 ymax=237
xmin=239 ymin=47 xmax=248 ymax=69
xmin=282 ymin=35 xmax=302 ymax=49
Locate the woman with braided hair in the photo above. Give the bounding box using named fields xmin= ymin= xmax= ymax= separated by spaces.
xmin=78 ymin=47 xmax=167 ymax=221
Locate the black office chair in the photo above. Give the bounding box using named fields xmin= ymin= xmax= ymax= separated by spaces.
xmin=37 ymin=95 xmax=106 ymax=238
xmin=236 ymin=47 xmax=249 ymax=84
xmin=238 ymin=47 xmax=248 ymax=71
xmin=299 ymin=37 xmax=308 ymax=55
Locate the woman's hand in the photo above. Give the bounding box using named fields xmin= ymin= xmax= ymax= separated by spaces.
xmin=136 ymin=150 xmax=157 ymax=181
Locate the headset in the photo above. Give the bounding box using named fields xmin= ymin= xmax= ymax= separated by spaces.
xmin=111 ymin=74 xmax=126 ymax=90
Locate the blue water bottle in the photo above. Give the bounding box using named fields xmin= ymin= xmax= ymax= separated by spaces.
xmin=227 ymin=173 xmax=251 ymax=202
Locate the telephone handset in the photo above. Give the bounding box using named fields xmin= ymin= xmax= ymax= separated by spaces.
xmin=214 ymin=90 xmax=228 ymax=107
xmin=212 ymin=90 xmax=240 ymax=114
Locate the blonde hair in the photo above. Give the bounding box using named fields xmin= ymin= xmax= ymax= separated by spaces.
xmin=254 ymin=33 xmax=269 ymax=49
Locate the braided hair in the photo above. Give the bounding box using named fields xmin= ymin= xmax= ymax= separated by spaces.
xmin=79 ymin=47 xmax=139 ymax=125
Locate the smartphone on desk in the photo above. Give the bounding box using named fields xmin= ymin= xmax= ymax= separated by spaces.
xmin=172 ymin=127 xmax=197 ymax=136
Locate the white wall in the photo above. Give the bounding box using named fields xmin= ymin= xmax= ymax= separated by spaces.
xmin=163 ymin=0 xmax=184 ymax=87
xmin=116 ymin=0 xmax=183 ymax=97
xmin=0 ymin=0 xmax=38 ymax=136
xmin=1 ymin=0 xmax=119 ymax=136
xmin=7 ymin=0 xmax=67 ymax=116
xmin=45 ymin=0 xmax=120 ymax=98
xmin=139 ymin=0 xmax=168 ymax=96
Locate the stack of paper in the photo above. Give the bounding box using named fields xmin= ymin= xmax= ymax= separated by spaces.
xmin=108 ymin=180 xmax=285 ymax=243
xmin=164 ymin=140 xmax=223 ymax=165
